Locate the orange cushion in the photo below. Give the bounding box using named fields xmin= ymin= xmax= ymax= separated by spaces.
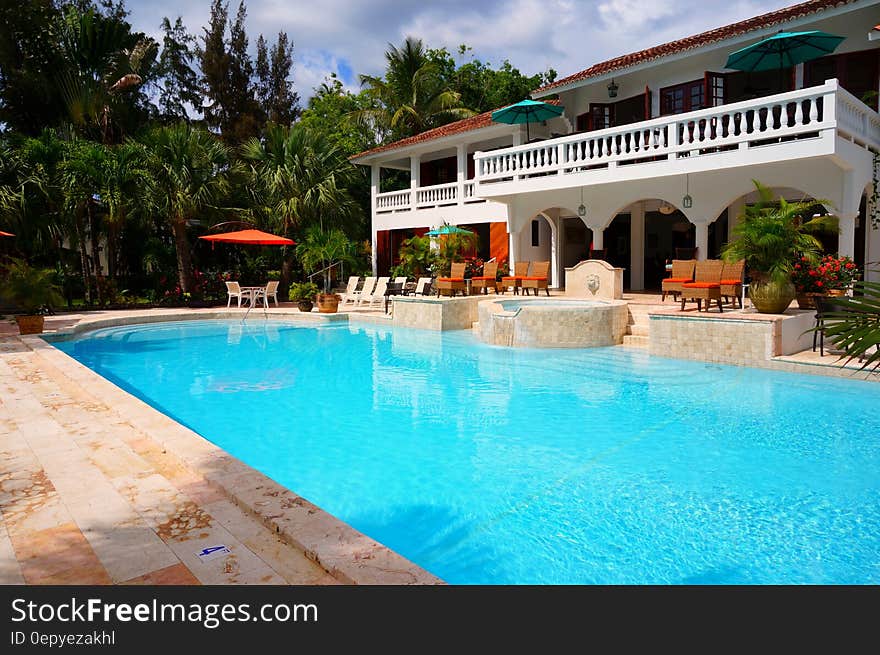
xmin=501 ymin=277 xmax=522 ymax=282
xmin=664 ymin=277 xmax=693 ymax=283
xmin=438 ymin=277 xmax=464 ymax=282
xmin=682 ymin=282 xmax=720 ymax=288
xmin=720 ymin=279 xmax=742 ymax=285
xmin=471 ymin=276 xmax=496 ymax=281
xmin=522 ymin=276 xmax=548 ymax=281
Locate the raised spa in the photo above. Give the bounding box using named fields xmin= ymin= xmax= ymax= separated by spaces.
xmin=477 ymin=297 xmax=629 ymax=347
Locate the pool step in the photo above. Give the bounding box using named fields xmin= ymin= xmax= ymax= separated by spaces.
xmin=625 ymin=304 xmax=651 ymax=345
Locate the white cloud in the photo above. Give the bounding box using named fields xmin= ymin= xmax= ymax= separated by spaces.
xmin=125 ymin=0 xmax=797 ymax=100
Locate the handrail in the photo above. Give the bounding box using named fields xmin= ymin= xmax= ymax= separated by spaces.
xmin=308 ymin=260 xmax=343 ymax=283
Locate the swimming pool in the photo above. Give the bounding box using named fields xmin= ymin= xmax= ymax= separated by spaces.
xmin=54 ymin=320 xmax=880 ymax=584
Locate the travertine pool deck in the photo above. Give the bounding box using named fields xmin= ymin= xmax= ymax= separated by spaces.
xmin=0 ymin=306 xmax=441 ymax=585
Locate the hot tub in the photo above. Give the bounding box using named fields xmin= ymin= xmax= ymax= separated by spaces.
xmin=477 ymin=297 xmax=629 ymax=348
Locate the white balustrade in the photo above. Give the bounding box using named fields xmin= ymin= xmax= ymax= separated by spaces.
xmin=415 ymin=181 xmax=458 ymax=207
xmin=475 ymin=80 xmax=869 ymax=185
xmin=374 ymin=189 xmax=411 ymax=212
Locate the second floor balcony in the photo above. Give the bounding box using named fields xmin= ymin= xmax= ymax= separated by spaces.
xmin=375 ymin=180 xmax=486 ymax=214
xmin=473 ymin=79 xmax=880 ymax=198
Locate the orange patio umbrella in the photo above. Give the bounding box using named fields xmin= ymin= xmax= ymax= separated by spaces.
xmin=199 ymin=229 xmax=294 ymax=249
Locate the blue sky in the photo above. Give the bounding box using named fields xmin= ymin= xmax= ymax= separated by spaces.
xmin=124 ymin=0 xmax=797 ymax=98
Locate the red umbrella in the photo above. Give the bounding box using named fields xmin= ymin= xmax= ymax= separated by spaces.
xmin=199 ymin=229 xmax=294 ymax=246
xmin=0 ymin=231 xmax=14 ymax=237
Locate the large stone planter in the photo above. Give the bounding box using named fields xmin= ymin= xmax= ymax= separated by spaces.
xmin=315 ymin=293 xmax=340 ymax=314
xmin=750 ymin=278 xmax=795 ymax=314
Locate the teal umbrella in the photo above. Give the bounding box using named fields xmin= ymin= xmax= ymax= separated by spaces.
xmin=725 ymin=30 xmax=845 ymax=92
xmin=492 ymin=99 xmax=564 ymax=143
xmin=426 ymin=225 xmax=473 ymax=237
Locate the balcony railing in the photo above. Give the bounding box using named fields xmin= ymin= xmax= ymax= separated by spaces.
xmin=375 ymin=180 xmax=486 ymax=213
xmin=474 ymin=79 xmax=879 ymax=186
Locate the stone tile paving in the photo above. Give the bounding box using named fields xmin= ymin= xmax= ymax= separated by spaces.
xmin=0 ymin=335 xmax=339 ymax=585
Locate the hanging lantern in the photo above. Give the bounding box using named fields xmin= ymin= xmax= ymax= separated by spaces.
xmin=682 ymin=174 xmax=693 ymax=209
xmin=607 ymin=78 xmax=619 ymax=98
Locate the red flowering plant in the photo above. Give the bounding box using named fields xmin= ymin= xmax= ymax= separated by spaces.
xmin=463 ymin=257 xmax=484 ymax=279
xmin=791 ymin=254 xmax=859 ymax=293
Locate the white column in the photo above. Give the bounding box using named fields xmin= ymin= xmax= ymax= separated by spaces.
xmin=591 ymin=225 xmax=604 ymax=250
xmin=456 ymin=143 xmax=467 ymax=204
xmin=837 ymin=212 xmax=857 ymax=258
xmin=509 ymin=227 xmax=519 ymax=272
xmin=545 ymin=214 xmax=562 ymax=290
xmin=694 ymin=222 xmax=709 ymax=261
xmin=555 ymin=218 xmax=566 ymax=289
xmin=410 ymin=155 xmax=421 ymax=190
xmin=630 ymin=202 xmax=645 ymax=291
xmin=370 ymin=164 xmax=380 ymax=276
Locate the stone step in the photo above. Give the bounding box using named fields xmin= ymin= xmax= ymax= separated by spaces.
xmin=621 ymin=335 xmax=650 ymax=348
xmin=627 ymin=324 xmax=650 ymax=337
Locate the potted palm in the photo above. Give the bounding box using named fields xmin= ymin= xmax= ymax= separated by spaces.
xmin=289 ymin=281 xmax=319 ymax=312
xmin=1 ymin=258 xmax=64 ymax=335
xmin=296 ymin=226 xmax=356 ymax=313
xmin=722 ymin=182 xmax=837 ymax=314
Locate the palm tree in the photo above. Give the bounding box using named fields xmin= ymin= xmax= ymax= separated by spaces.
xmin=98 ymin=142 xmax=151 ymax=277
xmin=295 ymin=226 xmax=357 ymax=294
xmin=141 ymin=123 xmax=234 ymax=294
xmin=241 ymin=123 xmax=362 ymax=298
xmin=821 ymin=277 xmax=880 ymax=372
xmin=60 ymin=139 xmax=108 ymax=303
xmin=356 ymin=37 xmax=474 ymax=140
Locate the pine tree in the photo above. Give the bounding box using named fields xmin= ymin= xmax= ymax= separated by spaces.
xmin=256 ymin=32 xmax=300 ymax=126
xmin=198 ymin=0 xmax=262 ymax=143
xmin=156 ymin=16 xmax=201 ymax=122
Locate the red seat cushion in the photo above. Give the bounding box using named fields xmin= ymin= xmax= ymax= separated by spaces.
xmin=663 ymin=277 xmax=693 ymax=283
xmin=522 ymin=276 xmax=548 ymax=281
xmin=682 ymin=282 xmax=720 ymax=288
xmin=438 ymin=277 xmax=464 ymax=282
xmin=471 ymin=276 xmax=496 ymax=281
xmin=720 ymin=279 xmax=742 ymax=285
xmin=501 ymin=277 xmax=522 ymax=282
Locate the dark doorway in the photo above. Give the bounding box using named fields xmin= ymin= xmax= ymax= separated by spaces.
xmin=644 ymin=210 xmax=695 ymax=289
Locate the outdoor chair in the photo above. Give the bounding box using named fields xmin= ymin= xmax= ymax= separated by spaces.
xmin=226 ymin=281 xmax=245 ymax=308
xmin=341 ymin=276 xmax=361 ymax=305
xmin=680 ymin=259 xmax=724 ymax=312
xmin=259 ymin=280 xmax=280 ymax=307
xmin=436 ymin=263 xmax=467 ymax=297
xmin=500 ymin=261 xmax=529 ymax=295
xmin=521 ymin=261 xmax=551 ymax=296
xmin=471 ymin=262 xmax=499 ymax=294
xmin=720 ymin=260 xmax=745 ymax=308
xmin=394 ymin=276 xmax=408 ymax=288
xmin=353 ymin=277 xmax=377 ymax=305
xmin=414 ymin=277 xmax=433 ymax=296
xmin=359 ymin=276 xmax=389 ymax=306
xmin=661 ymin=260 xmax=696 ymax=301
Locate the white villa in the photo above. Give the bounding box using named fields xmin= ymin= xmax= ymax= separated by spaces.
xmin=351 ymin=0 xmax=880 ymax=290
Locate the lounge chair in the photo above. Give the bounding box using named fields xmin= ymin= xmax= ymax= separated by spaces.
xmin=521 ymin=261 xmax=550 ymax=296
xmin=341 ymin=276 xmax=361 ymax=305
xmin=436 ymin=262 xmax=467 ymax=297
xmin=353 ymin=276 xmax=376 ymax=305
xmin=661 ymin=259 xmax=696 ymax=301
xmin=471 ymin=262 xmax=499 ymax=294
xmin=394 ymin=276 xmax=408 ymax=288
xmin=720 ymin=260 xmax=745 ymax=308
xmin=680 ymin=259 xmax=724 ymax=312
xmin=414 ymin=277 xmax=433 ymax=296
xmin=361 ymin=276 xmax=389 ymax=307
xmin=226 ymin=281 xmax=245 ymax=307
xmin=500 ymin=261 xmax=529 ymax=295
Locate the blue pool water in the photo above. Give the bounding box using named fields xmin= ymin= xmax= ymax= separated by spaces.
xmin=53 ymin=320 xmax=880 ymax=584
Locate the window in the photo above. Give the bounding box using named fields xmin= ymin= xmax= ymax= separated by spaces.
xmin=805 ymin=49 xmax=879 ymax=110
xmin=590 ymin=104 xmax=614 ymax=130
xmin=575 ymin=112 xmax=590 ymax=132
xmin=660 ymin=79 xmax=704 ymax=115
xmin=706 ymin=73 xmax=725 ymax=107
xmin=531 ymin=220 xmax=540 ymax=247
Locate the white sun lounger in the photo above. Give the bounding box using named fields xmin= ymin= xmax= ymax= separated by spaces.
xmin=360 ymin=276 xmax=389 ymax=307
xmin=341 ymin=276 xmax=361 ymax=305
xmin=354 ymin=277 xmax=377 ymax=305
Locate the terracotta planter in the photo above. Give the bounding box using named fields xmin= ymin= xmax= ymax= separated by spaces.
xmin=15 ymin=314 xmax=44 ymax=335
xmin=749 ymin=278 xmax=795 ymax=314
xmin=826 ymin=288 xmax=847 ymax=297
xmin=296 ymin=300 xmax=314 ymax=312
xmin=315 ymin=293 xmax=340 ymax=314
xmin=796 ymin=293 xmax=816 ymax=309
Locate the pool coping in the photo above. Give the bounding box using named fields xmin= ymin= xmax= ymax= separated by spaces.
xmin=25 ymin=319 xmax=444 ymax=585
